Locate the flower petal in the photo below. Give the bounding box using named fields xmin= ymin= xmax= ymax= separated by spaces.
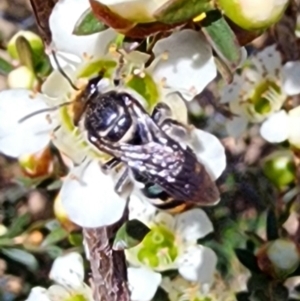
xmin=49 ymin=252 xmax=84 ymax=288
xmin=288 ymin=106 xmax=300 ymax=148
xmin=260 ymin=110 xmax=289 ymax=143
xmin=60 ymin=160 xmax=127 ymax=227
xmin=129 ymin=194 xmax=156 ymax=225
xmin=41 ymin=67 xmax=76 ymax=101
xmin=191 ymin=128 xmax=226 ymax=180
xmin=128 ymin=267 xmax=162 ymax=301
xmin=175 ymin=209 xmax=213 ymax=242
xmin=219 ymin=75 xmax=242 ymax=104
xmin=50 ymin=0 xmax=117 ymax=58
xmin=177 ymin=245 xmax=217 ymax=284
xmin=47 ymin=285 xmax=70 ymax=300
xmin=282 ymin=61 xmax=300 ymax=96
xmin=225 ymin=115 xmax=248 ymax=138
xmin=252 ymin=45 xmax=281 ymax=76
xmin=52 ymin=127 xmax=86 ymax=165
xmin=153 ymin=211 xmax=176 ymax=230
xmin=151 ymin=30 xmax=216 ymax=101
xmin=0 ymin=89 xmax=55 ymax=157
xmin=48 ymin=50 xmax=82 ymax=70
xmin=25 ymin=287 xmax=50 ymax=301
xmin=162 ymin=91 xmax=188 ymax=124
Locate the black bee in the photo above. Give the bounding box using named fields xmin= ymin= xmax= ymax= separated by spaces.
xmin=73 ymin=73 xmax=220 ymax=213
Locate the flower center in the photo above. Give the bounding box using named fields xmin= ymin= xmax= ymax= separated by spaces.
xmin=126 ymin=71 xmax=159 ymax=109
xmin=249 ymin=79 xmax=282 ymax=115
xmin=136 ymin=225 xmax=178 ymax=268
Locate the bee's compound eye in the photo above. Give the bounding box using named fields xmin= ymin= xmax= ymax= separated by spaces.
xmin=85 ymin=96 xmax=119 ymax=132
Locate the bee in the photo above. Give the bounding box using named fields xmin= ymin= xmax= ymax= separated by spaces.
xmin=71 ymin=71 xmax=220 ymax=213
xmin=29 ymin=48 xmax=219 ymax=212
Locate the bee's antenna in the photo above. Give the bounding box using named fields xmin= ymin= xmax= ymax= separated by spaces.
xmin=50 ymin=50 xmax=79 ymax=91
xmin=18 ymin=101 xmax=72 ymax=123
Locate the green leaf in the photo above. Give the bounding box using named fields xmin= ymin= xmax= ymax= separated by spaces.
xmin=245 ymin=231 xmax=265 ymax=246
xmin=1 ymin=248 xmax=39 ymax=271
xmin=213 ymin=56 xmax=233 ymax=84
xmin=113 ymin=219 xmax=150 ymax=250
xmin=235 ymin=249 xmax=261 ymax=273
xmin=0 ymin=57 xmax=13 ymax=75
xmin=41 ymin=227 xmax=68 ymax=247
xmin=73 ymin=7 xmax=108 ymax=36
xmin=47 ymin=179 xmax=63 ymax=190
xmin=266 ymin=209 xmax=279 ymax=241
xmin=44 ymin=245 xmax=64 ymax=259
xmin=35 ymin=57 xmax=52 ymax=77
xmin=154 ymin=0 xmax=213 ymax=24
xmin=0 ymin=238 xmax=15 ymax=247
xmin=68 ymin=233 xmax=83 ymax=246
xmin=5 ymin=213 xmax=31 ymax=238
xmin=201 ymin=10 xmax=242 ymax=71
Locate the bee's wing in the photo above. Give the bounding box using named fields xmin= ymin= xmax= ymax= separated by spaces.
xmin=118 ymin=142 xmax=220 ymax=204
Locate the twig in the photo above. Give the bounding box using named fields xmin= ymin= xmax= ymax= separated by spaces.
xmin=83 ymin=212 xmax=130 ymax=301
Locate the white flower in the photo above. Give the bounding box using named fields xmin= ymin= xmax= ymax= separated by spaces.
xmin=127 ymin=200 xmax=217 ymax=286
xmin=260 ymin=106 xmax=300 ymax=148
xmin=128 ymin=267 xmax=162 ymax=301
xmin=220 ymin=45 xmax=300 ymax=137
xmin=25 ymin=252 xmax=93 ymax=301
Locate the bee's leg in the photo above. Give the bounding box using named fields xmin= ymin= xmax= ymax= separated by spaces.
xmin=114 ymin=167 xmax=130 ymax=193
xmin=101 ymin=157 xmax=121 ymax=173
xmin=151 ymin=102 xmax=172 ymax=125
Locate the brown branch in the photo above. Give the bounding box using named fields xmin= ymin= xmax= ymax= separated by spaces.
xmin=83 ymin=215 xmax=130 ymax=301
xmin=29 ymin=0 xmax=58 ymax=45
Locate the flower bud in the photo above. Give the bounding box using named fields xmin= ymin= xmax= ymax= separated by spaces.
xmin=7 ymin=31 xmax=44 ymax=61
xmin=94 ymin=0 xmax=167 ymax=23
xmin=90 ymin=0 xmax=211 ymax=38
xmin=257 ymin=239 xmax=300 ymax=279
xmin=7 ymin=66 xmax=36 ymax=89
xmin=262 ymin=151 xmax=296 ymax=188
xmin=24 ymin=230 xmax=44 ymax=246
xmin=19 ymin=147 xmax=53 ymax=179
xmin=218 ymin=0 xmax=289 ymax=30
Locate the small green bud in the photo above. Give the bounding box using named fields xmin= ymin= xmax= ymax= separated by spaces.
xmin=7 ymin=31 xmax=44 ymax=61
xmin=218 ymin=0 xmax=289 ymax=31
xmin=7 ymin=66 xmax=36 ymax=89
xmin=267 ymin=239 xmax=300 ymax=278
xmin=262 ymin=151 xmax=296 ymax=188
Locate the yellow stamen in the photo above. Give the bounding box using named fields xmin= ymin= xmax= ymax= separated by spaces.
xmin=162 ymin=51 xmax=169 ymax=61
xmin=193 ymin=13 xmax=206 ymax=23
